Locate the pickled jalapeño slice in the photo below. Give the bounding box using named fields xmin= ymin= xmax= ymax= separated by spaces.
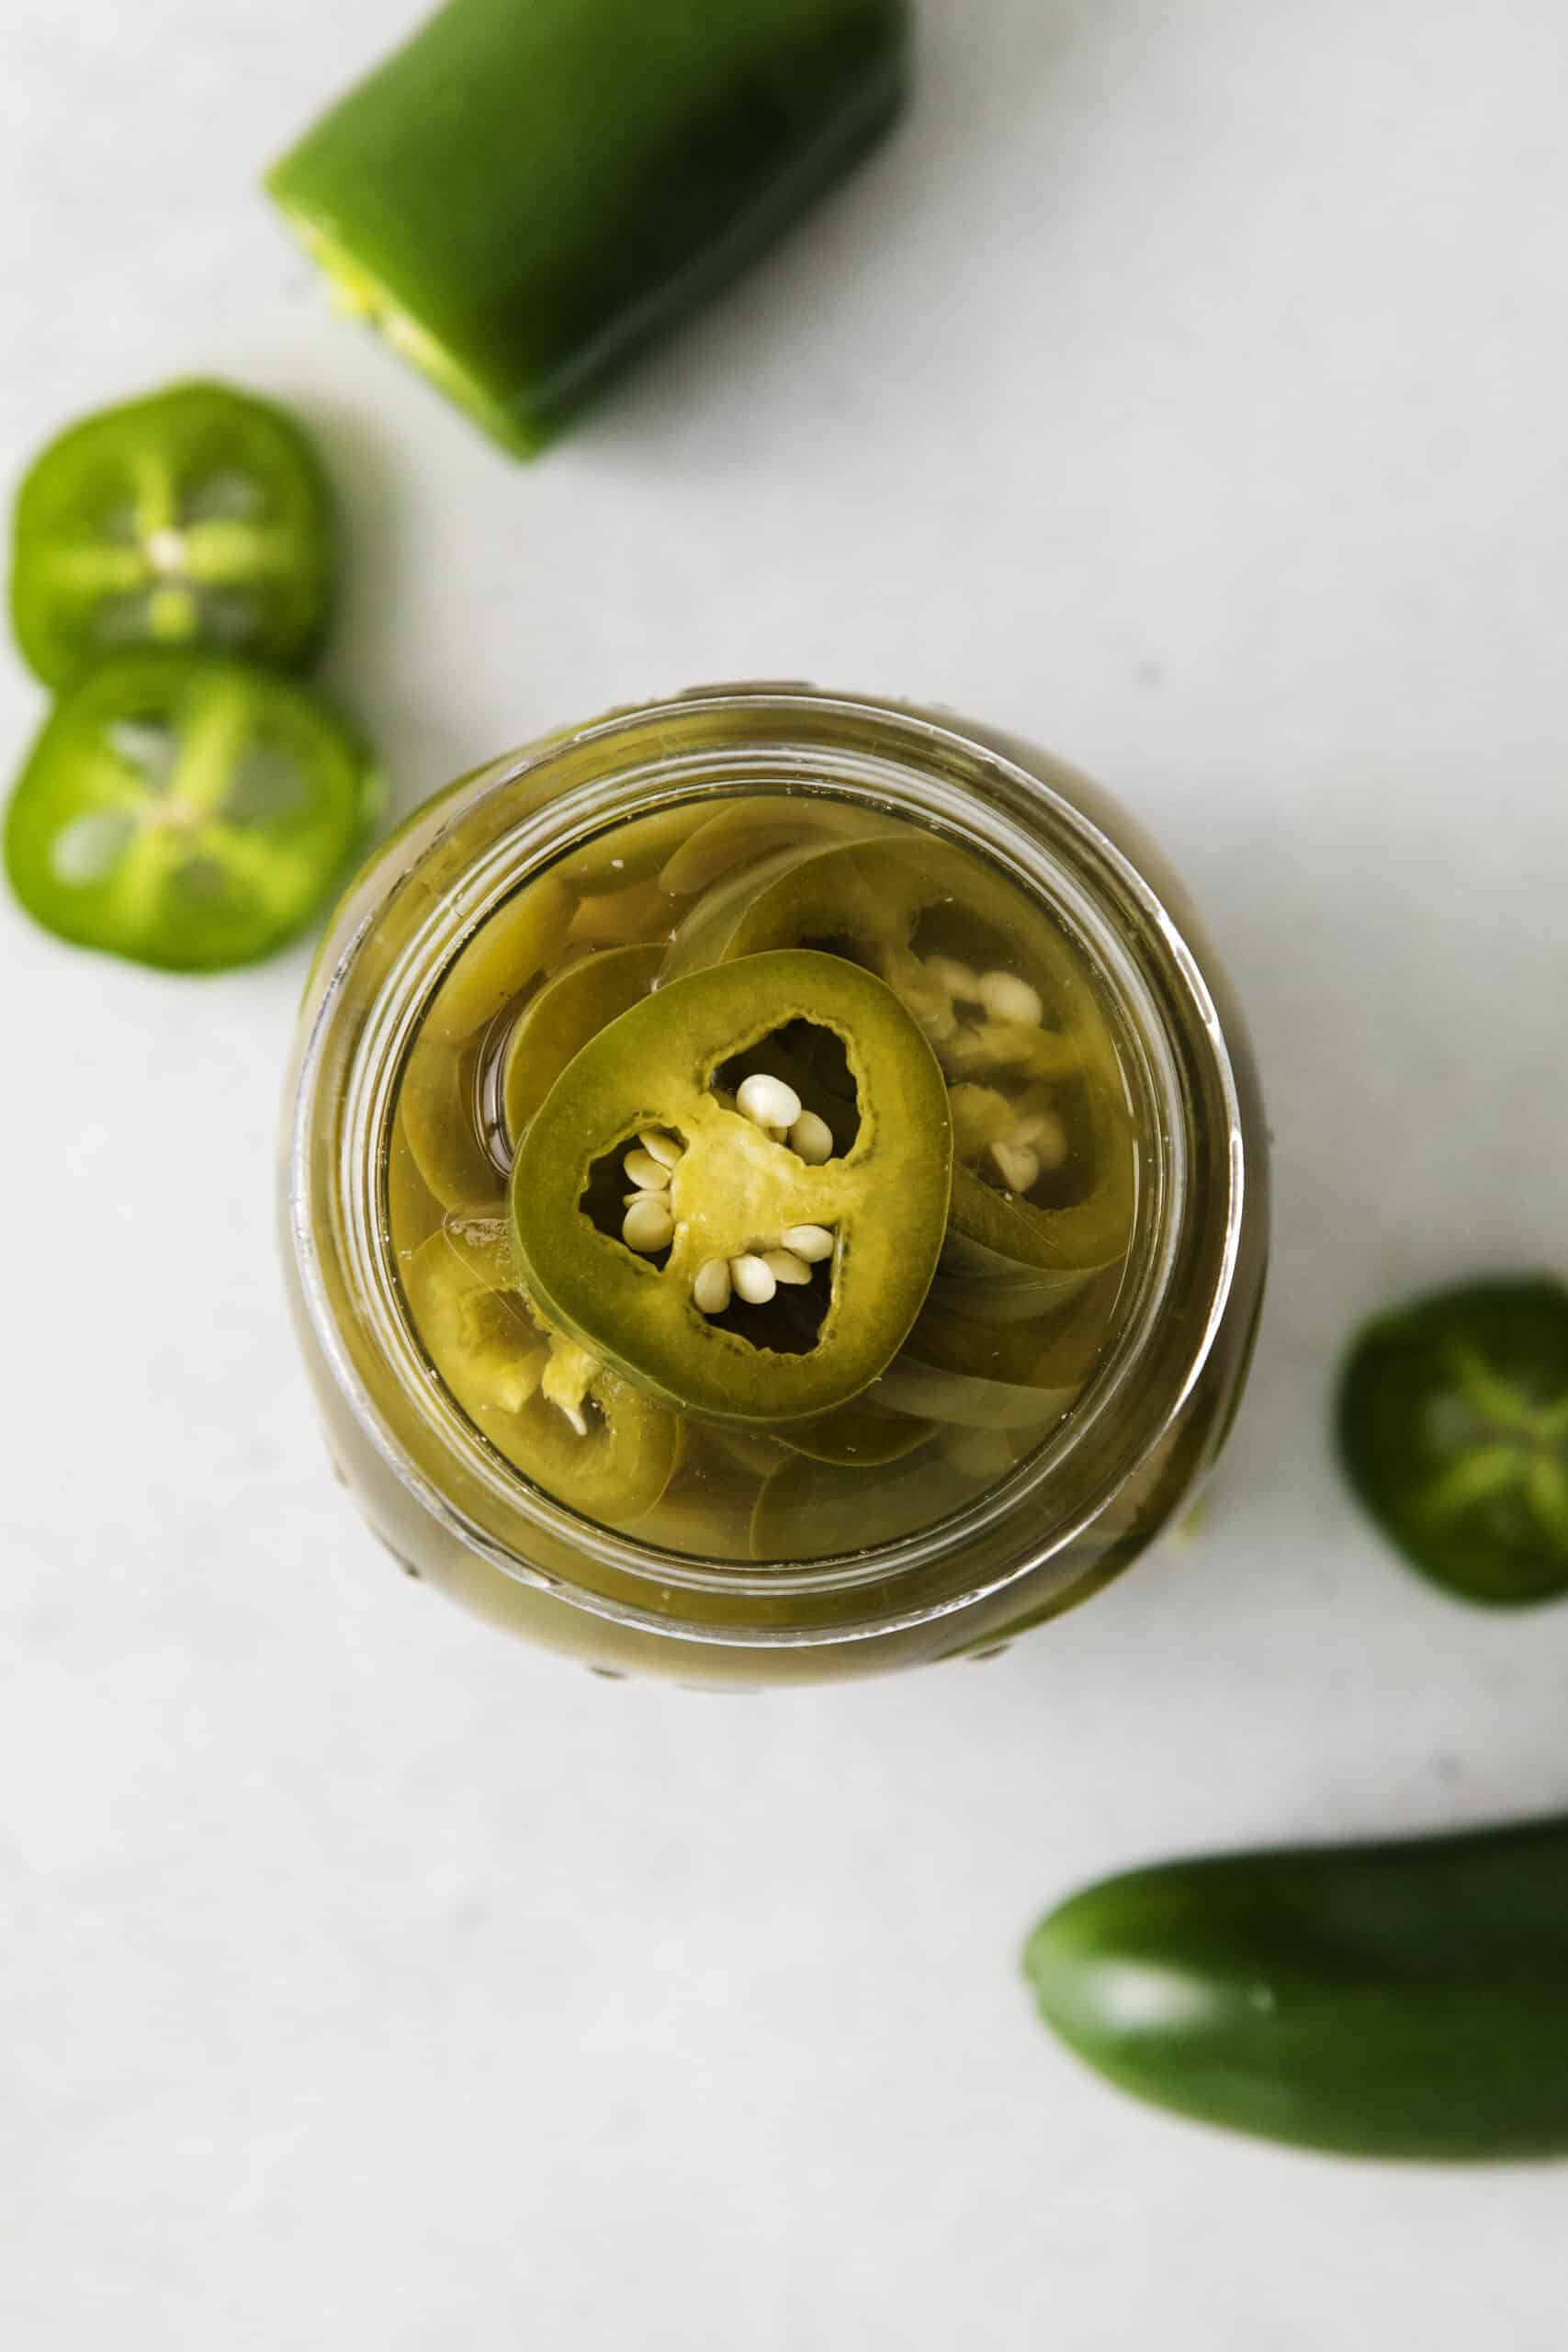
xmin=401 ymin=1222 xmax=678 ymax=1525
xmin=502 ymin=942 xmax=662 ymax=1144
xmin=4 ymin=650 xmax=380 ymax=971
xmin=663 ymin=831 xmax=1138 ymax=1295
xmin=10 ymin=381 xmax=335 ymax=685
xmin=511 ymin=950 xmax=953 ymax=1426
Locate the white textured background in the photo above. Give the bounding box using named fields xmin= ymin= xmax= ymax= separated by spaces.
xmin=5 ymin=2 xmax=1568 ymax=2343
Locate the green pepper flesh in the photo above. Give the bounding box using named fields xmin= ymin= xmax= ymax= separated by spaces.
xmin=5 ymin=650 xmax=379 ymax=971
xmin=1338 ymin=1276 xmax=1568 ymax=1606
xmin=267 ymin=0 xmax=910 ymax=455
xmin=10 ymin=381 xmax=334 ymax=685
xmin=385 ymin=791 xmax=1139 ymax=1557
xmin=1024 ymin=1813 xmax=1568 ymax=2161
xmin=511 ymin=949 xmax=953 ymax=1425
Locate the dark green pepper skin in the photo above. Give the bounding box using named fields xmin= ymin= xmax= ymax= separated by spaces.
xmin=267 ymin=0 xmax=910 ymax=456
xmin=1338 ymin=1277 xmax=1568 ymax=1606
xmin=1024 ymin=1813 xmax=1568 ymax=2160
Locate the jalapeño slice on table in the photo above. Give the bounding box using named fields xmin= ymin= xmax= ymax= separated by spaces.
xmin=511 ymin=949 xmax=953 ymax=1426
xmin=10 ymin=382 xmax=334 ymax=686
xmin=400 ymin=1223 xmax=679 ymax=1526
xmin=1337 ymin=1276 xmax=1568 ymax=1606
xmin=4 ymin=650 xmax=379 ymax=971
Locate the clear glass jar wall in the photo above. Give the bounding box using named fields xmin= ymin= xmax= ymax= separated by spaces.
xmin=283 ymin=687 xmax=1268 ymax=1685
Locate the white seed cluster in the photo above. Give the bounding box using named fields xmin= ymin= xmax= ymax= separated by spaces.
xmin=621 ymin=1127 xmax=682 ymax=1254
xmin=693 ymin=1224 xmax=834 ymax=1317
xmin=927 ymin=958 xmax=1044 ymax=1030
xmin=948 ymin=1079 xmax=1070 ymax=1200
xmin=897 ymin=953 xmax=1066 ymax=1089
xmin=987 ymin=1104 xmax=1069 ymax=1196
xmin=617 ymin=1075 xmax=840 ymax=1314
xmin=734 ymin=1072 xmax=834 ymax=1163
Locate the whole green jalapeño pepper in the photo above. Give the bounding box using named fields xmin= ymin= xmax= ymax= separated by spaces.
xmin=1024 ymin=1812 xmax=1568 ymax=2161
xmin=267 ymin=0 xmax=910 ymax=456
xmin=511 ymin=949 xmax=953 ymax=1426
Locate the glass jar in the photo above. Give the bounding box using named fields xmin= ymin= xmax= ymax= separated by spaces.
xmin=282 ymin=686 xmax=1267 ymax=1684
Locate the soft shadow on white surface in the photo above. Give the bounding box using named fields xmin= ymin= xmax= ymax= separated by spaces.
xmin=3 ymin=2 xmax=1568 ymax=2347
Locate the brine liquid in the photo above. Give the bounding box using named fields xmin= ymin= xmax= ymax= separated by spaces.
xmin=384 ymin=791 xmax=1141 ymax=1562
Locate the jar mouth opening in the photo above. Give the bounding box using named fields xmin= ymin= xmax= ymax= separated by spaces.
xmin=288 ymin=688 xmax=1247 ymax=1647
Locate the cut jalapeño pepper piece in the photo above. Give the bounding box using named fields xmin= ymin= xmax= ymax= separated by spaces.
xmin=1337 ymin=1275 xmax=1568 ymax=1606
xmin=901 ymin=1270 xmax=1128 ymax=1395
xmin=773 ymin=1397 xmax=934 ymax=1467
xmin=396 ymin=1034 xmax=506 ymax=1218
xmin=664 ymin=831 xmax=1139 ymax=1289
xmin=511 ymin=949 xmax=952 ymax=1425
xmin=267 ymin=0 xmax=909 ymax=457
xmin=419 ymin=874 xmax=576 ymax=1048
xmin=656 ymin=796 xmax=899 ymax=899
xmin=4 ymin=650 xmax=379 ymax=971
xmin=751 ymin=1444 xmax=984 ymax=1561
xmin=10 ymin=381 xmax=334 ymax=686
xmin=502 ymin=942 xmax=662 ymax=1146
xmin=400 ymin=1223 xmax=679 ymax=1525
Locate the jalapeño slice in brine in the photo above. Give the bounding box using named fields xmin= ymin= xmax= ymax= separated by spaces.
xmin=511 ymin=951 xmax=953 ymax=1426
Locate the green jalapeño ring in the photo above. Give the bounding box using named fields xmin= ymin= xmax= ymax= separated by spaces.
xmin=283 ymin=686 xmax=1268 ymax=1685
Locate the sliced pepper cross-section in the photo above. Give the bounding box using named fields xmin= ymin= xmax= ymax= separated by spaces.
xmin=1338 ymin=1276 xmax=1568 ymax=1605
xmin=511 ymin=950 xmax=952 ymax=1426
xmin=10 ymin=381 xmax=335 ymax=686
xmin=4 ymin=650 xmax=380 ymax=971
xmin=400 ymin=1223 xmax=678 ymax=1525
xmin=663 ymin=831 xmax=1140 ymax=1304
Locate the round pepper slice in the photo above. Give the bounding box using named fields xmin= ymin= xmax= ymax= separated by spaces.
xmin=10 ymin=381 xmax=334 ymax=686
xmin=511 ymin=949 xmax=953 ymax=1426
xmin=502 ymin=941 xmax=662 ymax=1144
xmin=773 ymin=1397 xmax=934 ymax=1466
xmin=419 ymin=873 xmax=576 ymax=1048
xmin=1337 ymin=1275 xmax=1568 ymax=1606
xmin=395 ymin=1034 xmax=505 ymax=1218
xmin=750 ymin=1445 xmax=979 ymax=1561
xmin=394 ymin=879 xmax=583 ymax=1214
xmin=4 ymin=650 xmax=380 ymax=971
xmin=902 ymin=1269 xmax=1128 ymax=1394
xmin=655 ymin=796 xmax=900 ymax=899
xmin=400 ymin=1223 xmax=679 ymax=1526
xmin=661 ymin=832 xmax=1082 ymax=1029
xmin=662 ymin=831 xmax=1136 ymax=1286
xmin=939 ymin=1116 xmax=1136 ymax=1314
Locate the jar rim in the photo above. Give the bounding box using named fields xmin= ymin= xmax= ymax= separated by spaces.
xmin=287 ymin=685 xmax=1249 ymax=1648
